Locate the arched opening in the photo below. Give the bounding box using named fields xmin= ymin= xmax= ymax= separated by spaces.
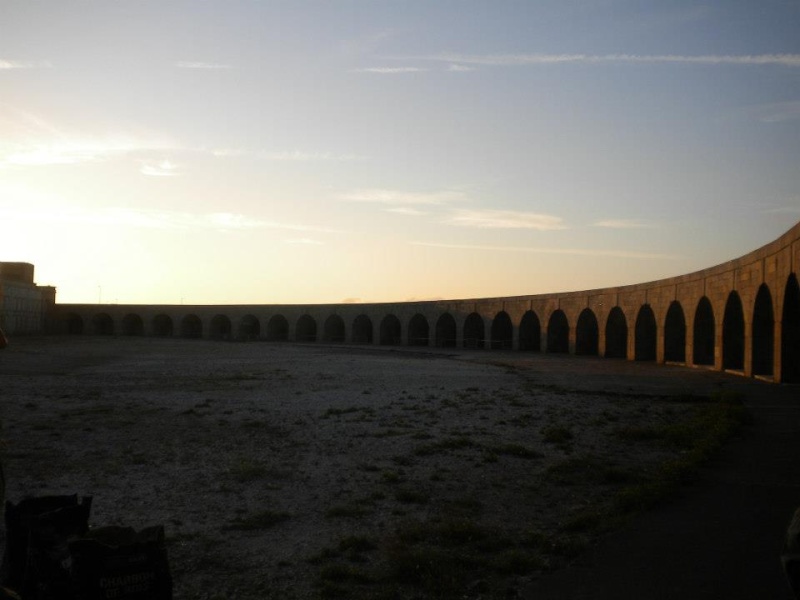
xmin=781 ymin=274 xmax=800 ymax=383
xmin=266 ymin=315 xmax=289 ymax=341
xmin=575 ymin=309 xmax=599 ymax=356
xmin=518 ymin=310 xmax=541 ymax=351
xmin=693 ymin=297 xmax=715 ymax=366
xmin=490 ymin=311 xmax=513 ymax=350
xmin=210 ymin=315 xmax=232 ymax=340
xmin=238 ymin=315 xmax=260 ymax=341
xmin=752 ymin=284 xmax=774 ymax=377
xmin=352 ymin=314 xmax=373 ymax=344
xmin=408 ymin=314 xmax=430 ymax=346
xmin=152 ymin=314 xmax=173 ymax=337
xmin=296 ymin=315 xmax=317 ymax=342
xmin=323 ymin=315 xmax=346 ymax=343
xmin=180 ymin=314 xmax=203 ymax=339
xmin=546 ymin=310 xmax=569 ymax=354
xmin=664 ymin=301 xmax=686 ymax=363
xmin=463 ymin=313 xmax=485 ymax=349
xmin=435 ymin=313 xmax=457 ymax=348
xmin=722 ymin=291 xmax=745 ymax=370
xmin=91 ymin=313 xmax=114 ymax=336
xmin=66 ymin=313 xmax=84 ymax=335
xmin=379 ymin=314 xmax=401 ymax=345
xmin=635 ymin=305 xmax=657 ymax=362
xmin=605 ymin=307 xmax=627 ymax=359
xmin=122 ymin=314 xmax=144 ymax=336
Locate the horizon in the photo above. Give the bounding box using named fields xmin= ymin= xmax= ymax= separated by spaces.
xmin=2 ymin=2 xmax=799 ymax=305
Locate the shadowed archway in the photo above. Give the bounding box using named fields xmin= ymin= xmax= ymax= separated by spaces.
xmin=66 ymin=313 xmax=84 ymax=335
xmin=296 ymin=315 xmax=317 ymax=342
xmin=722 ymin=291 xmax=744 ymax=370
xmin=152 ymin=314 xmax=173 ymax=337
xmin=518 ymin=310 xmax=541 ymax=351
xmin=781 ymin=274 xmax=800 ymax=383
xmin=435 ymin=313 xmax=457 ymax=348
xmin=266 ymin=315 xmax=289 ymax=341
xmin=664 ymin=301 xmax=686 ymax=363
xmin=575 ymin=308 xmax=598 ymax=356
xmin=210 ymin=315 xmax=232 ymax=340
xmin=693 ymin=297 xmax=715 ymax=366
xmin=380 ymin=314 xmax=401 ymax=345
xmin=180 ymin=314 xmax=202 ymax=339
xmin=408 ymin=314 xmax=430 ymax=346
xmin=238 ymin=315 xmax=260 ymax=341
xmin=546 ymin=310 xmax=569 ymax=354
xmin=490 ymin=311 xmax=513 ymax=350
xmin=91 ymin=313 xmax=114 ymax=336
xmin=463 ymin=313 xmax=485 ymax=349
xmin=122 ymin=313 xmax=144 ymax=336
xmin=635 ymin=305 xmax=657 ymax=361
xmin=352 ymin=314 xmax=373 ymax=344
xmin=751 ymin=284 xmax=774 ymax=377
xmin=323 ymin=315 xmax=346 ymax=343
xmin=605 ymin=307 xmax=627 ymax=359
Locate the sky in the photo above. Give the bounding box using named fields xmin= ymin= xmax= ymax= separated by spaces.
xmin=1 ymin=1 xmax=799 ymax=305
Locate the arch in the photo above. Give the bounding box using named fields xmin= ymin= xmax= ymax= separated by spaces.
xmin=663 ymin=301 xmax=686 ymax=363
xmin=379 ymin=314 xmax=402 ymax=345
xmin=323 ymin=314 xmax=346 ymax=343
xmin=210 ymin=314 xmax=232 ymax=340
xmin=722 ymin=291 xmax=745 ymax=370
xmin=435 ymin=313 xmax=457 ymax=348
xmin=518 ymin=310 xmax=541 ymax=352
xmin=66 ymin=313 xmax=84 ymax=335
xmin=605 ymin=307 xmax=627 ymax=359
xmin=634 ymin=305 xmax=657 ymax=362
xmin=91 ymin=313 xmax=114 ymax=336
xmin=121 ymin=313 xmax=144 ymax=336
xmin=238 ymin=314 xmax=260 ymax=341
xmin=546 ymin=310 xmax=569 ymax=353
xmin=180 ymin=314 xmax=203 ymax=339
xmin=575 ymin=309 xmax=599 ymax=356
xmin=152 ymin=314 xmax=173 ymax=337
xmin=463 ymin=312 xmax=485 ymax=349
xmin=490 ymin=311 xmax=513 ymax=350
xmin=296 ymin=315 xmax=317 ymax=342
xmin=693 ymin=297 xmax=715 ymax=366
xmin=352 ymin=314 xmax=373 ymax=344
xmin=266 ymin=314 xmax=289 ymax=341
xmin=781 ymin=274 xmax=800 ymax=383
xmin=408 ymin=314 xmax=430 ymax=346
xmin=751 ymin=284 xmax=774 ymax=377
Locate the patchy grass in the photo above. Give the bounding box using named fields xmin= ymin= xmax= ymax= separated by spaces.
xmin=224 ymin=510 xmax=291 ymax=531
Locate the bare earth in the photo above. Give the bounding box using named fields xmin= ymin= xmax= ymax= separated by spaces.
xmin=0 ymin=337 xmax=746 ymax=599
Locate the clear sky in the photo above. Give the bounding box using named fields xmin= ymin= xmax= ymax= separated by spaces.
xmin=1 ymin=1 xmax=799 ymax=305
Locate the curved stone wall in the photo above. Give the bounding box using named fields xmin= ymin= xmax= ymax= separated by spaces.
xmin=53 ymin=220 xmax=800 ymax=383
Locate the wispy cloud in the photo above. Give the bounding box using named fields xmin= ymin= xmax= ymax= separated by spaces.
xmin=763 ymin=205 xmax=800 ymax=214
xmin=354 ymin=66 xmax=428 ymax=74
xmin=0 ymin=59 xmax=52 ymax=70
xmin=450 ymin=209 xmax=566 ymax=230
xmin=2 ymin=137 xmax=175 ymax=167
xmin=753 ymin=101 xmax=800 ymax=123
xmin=412 ymin=241 xmax=679 ymax=260
xmin=447 ymin=64 xmax=475 ymax=72
xmin=258 ymin=150 xmax=364 ymax=161
xmin=396 ymin=53 xmax=800 ymax=68
xmin=174 ymin=61 xmax=233 ymax=69
xmin=385 ymin=207 xmax=428 ymax=216
xmin=140 ymin=159 xmax=179 ymax=177
xmin=285 ymin=238 xmax=325 ymax=245
xmin=338 ymin=188 xmax=466 ymax=205
xmin=593 ymin=219 xmax=653 ymax=229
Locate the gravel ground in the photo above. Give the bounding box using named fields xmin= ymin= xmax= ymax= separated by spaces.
xmin=0 ymin=337 xmax=743 ymax=599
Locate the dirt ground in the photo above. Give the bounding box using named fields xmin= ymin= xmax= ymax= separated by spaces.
xmin=0 ymin=337 xmax=750 ymax=599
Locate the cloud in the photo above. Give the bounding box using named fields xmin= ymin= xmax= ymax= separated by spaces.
xmin=338 ymin=188 xmax=466 ymax=205
xmin=411 ymin=241 xmax=679 ymax=260
xmin=753 ymin=101 xmax=800 ymax=123
xmin=2 ymin=137 xmax=175 ymax=167
xmin=174 ymin=61 xmax=233 ymax=69
xmin=447 ymin=64 xmax=475 ymax=72
xmin=593 ymin=219 xmax=653 ymax=229
xmin=396 ymin=53 xmax=800 ymax=68
xmin=354 ymin=66 xmax=428 ymax=74
xmin=0 ymin=60 xmax=52 ymax=69
xmin=763 ymin=205 xmax=800 ymax=214
xmin=285 ymin=238 xmax=324 ymax=245
xmin=258 ymin=150 xmax=364 ymax=161
xmin=450 ymin=209 xmax=566 ymax=230
xmin=140 ymin=159 xmax=179 ymax=177
xmin=385 ymin=207 xmax=428 ymax=216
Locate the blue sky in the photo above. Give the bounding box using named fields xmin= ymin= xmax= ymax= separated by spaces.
xmin=1 ymin=1 xmax=798 ymax=304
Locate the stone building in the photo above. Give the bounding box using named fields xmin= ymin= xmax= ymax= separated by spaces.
xmin=0 ymin=262 xmax=56 ymax=335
